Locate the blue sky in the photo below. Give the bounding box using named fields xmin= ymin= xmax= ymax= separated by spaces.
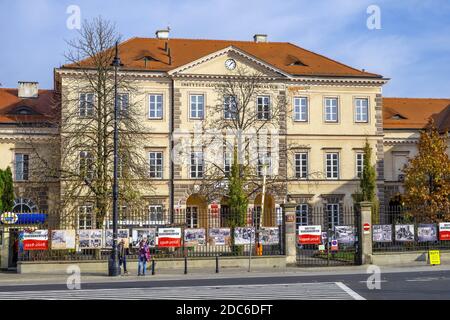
xmin=1 ymin=0 xmax=449 ymax=97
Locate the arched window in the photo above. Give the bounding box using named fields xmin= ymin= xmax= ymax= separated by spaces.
xmin=12 ymin=198 xmax=38 ymax=213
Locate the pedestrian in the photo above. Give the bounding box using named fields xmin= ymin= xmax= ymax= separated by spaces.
xmin=138 ymin=237 xmax=150 ymax=276
xmin=118 ymin=239 xmax=128 ymax=275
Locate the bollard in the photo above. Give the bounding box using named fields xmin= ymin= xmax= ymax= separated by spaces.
xmin=184 ymin=256 xmax=187 ymax=274
xmin=215 ymin=255 xmax=219 ymax=273
xmin=151 ymin=259 xmax=155 ymax=275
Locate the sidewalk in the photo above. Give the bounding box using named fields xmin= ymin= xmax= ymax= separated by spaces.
xmin=1 ymin=264 xmax=449 ymax=286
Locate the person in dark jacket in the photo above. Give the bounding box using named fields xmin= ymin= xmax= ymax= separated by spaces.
xmin=118 ymin=239 xmax=128 ymax=275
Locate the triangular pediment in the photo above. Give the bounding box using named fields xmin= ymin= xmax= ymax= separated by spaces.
xmin=168 ymin=46 xmax=291 ymax=78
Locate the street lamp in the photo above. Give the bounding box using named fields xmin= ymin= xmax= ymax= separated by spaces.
xmin=108 ymin=41 xmax=121 ymax=276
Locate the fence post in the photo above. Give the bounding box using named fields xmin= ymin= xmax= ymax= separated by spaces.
xmin=359 ymin=201 xmax=373 ymax=265
xmin=184 ymin=256 xmax=187 ymax=274
xmin=215 ymin=255 xmax=219 ymax=273
xmin=151 ymin=259 xmax=155 ymax=275
xmin=281 ymin=199 xmax=297 ymax=266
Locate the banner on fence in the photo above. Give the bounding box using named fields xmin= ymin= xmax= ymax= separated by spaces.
xmin=439 ymin=223 xmax=450 ymax=241
xmin=417 ymin=224 xmax=437 ymax=242
xmin=105 ymin=229 xmax=130 ymax=248
xmin=78 ymin=229 xmax=103 ymax=249
xmin=208 ymin=228 xmax=231 ymax=246
xmin=334 ymin=226 xmax=355 ymax=244
xmin=298 ymin=225 xmax=322 ymax=245
xmin=234 ymin=227 xmax=255 ymax=245
xmin=184 ymin=228 xmax=206 ymax=246
xmin=23 ymin=229 xmax=48 ymax=250
xmin=51 ymin=230 xmax=75 ymax=250
xmin=158 ymin=228 xmax=181 ymax=247
xmin=259 ymin=227 xmax=279 ymax=245
xmin=373 ymin=225 xmax=392 ymax=242
xmin=132 ymin=228 xmax=156 ymax=247
xmin=395 ymin=224 xmax=415 ymax=242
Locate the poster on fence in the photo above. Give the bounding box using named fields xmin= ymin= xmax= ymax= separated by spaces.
xmin=234 ymin=227 xmax=255 ymax=245
xmin=51 ymin=230 xmax=76 ymax=250
xmin=334 ymin=226 xmax=355 ymax=244
xmin=208 ymin=228 xmax=231 ymax=246
xmin=104 ymin=229 xmax=130 ymax=248
xmin=78 ymin=229 xmax=103 ymax=249
xmin=372 ymin=225 xmax=392 ymax=242
xmin=132 ymin=228 xmax=156 ymax=247
xmin=259 ymin=227 xmax=279 ymax=245
xmin=395 ymin=224 xmax=415 ymax=242
xmin=298 ymin=225 xmax=322 ymax=245
xmin=158 ymin=228 xmax=181 ymax=247
xmin=417 ymin=224 xmax=437 ymax=242
xmin=23 ymin=229 xmax=48 ymax=250
xmin=184 ymin=228 xmax=206 ymax=246
xmin=439 ymin=223 xmax=450 ymax=241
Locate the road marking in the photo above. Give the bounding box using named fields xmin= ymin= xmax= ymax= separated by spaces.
xmin=335 ymin=282 xmax=366 ymax=300
xmin=358 ymin=280 xmax=387 ymax=283
xmin=0 ymin=282 xmax=364 ymax=300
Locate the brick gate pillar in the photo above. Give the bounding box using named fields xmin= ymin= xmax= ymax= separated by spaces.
xmin=281 ymin=200 xmax=297 ymax=265
xmin=359 ymin=201 xmax=373 ymax=265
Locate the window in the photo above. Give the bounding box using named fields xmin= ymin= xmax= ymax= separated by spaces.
xmin=257 ymin=96 xmax=270 ymax=120
xmin=190 ymin=152 xmax=204 ymax=178
xmin=295 ymin=153 xmax=308 ymax=179
xmin=324 ymin=98 xmax=338 ymax=122
xmin=296 ymin=204 xmax=309 ymax=227
xmin=79 ymin=93 xmax=94 ymax=117
xmin=78 ymin=205 xmax=93 ymax=229
xmin=326 ymin=203 xmax=340 ymax=229
xmin=224 ymin=151 xmax=232 ymax=176
xmin=293 ymin=97 xmax=308 ymax=122
xmin=186 ymin=206 xmax=198 ymax=228
xmin=190 ymin=94 xmax=204 ymax=119
xmin=79 ymin=151 xmax=94 ymax=179
xmin=118 ymin=93 xmax=129 ymax=116
xmin=356 ymin=153 xmax=364 ymax=178
xmin=14 ymin=153 xmax=29 ymax=181
xmin=224 ymin=95 xmax=237 ymax=119
xmin=149 ymin=94 xmax=163 ymax=119
xmin=149 ymin=152 xmax=163 ymax=178
xmin=257 ymin=152 xmax=272 ymax=177
xmin=325 ymin=153 xmax=339 ymax=179
xmin=355 ymin=98 xmax=369 ymax=123
xmin=149 ymin=205 xmax=164 ymax=225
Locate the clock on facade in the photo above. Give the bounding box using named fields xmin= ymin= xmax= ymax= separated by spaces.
xmin=225 ymin=59 xmax=236 ymax=70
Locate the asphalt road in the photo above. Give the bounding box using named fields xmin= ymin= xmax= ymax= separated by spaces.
xmin=0 ymin=269 xmax=450 ymax=299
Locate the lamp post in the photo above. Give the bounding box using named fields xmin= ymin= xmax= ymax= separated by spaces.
xmin=108 ymin=41 xmax=121 ymax=276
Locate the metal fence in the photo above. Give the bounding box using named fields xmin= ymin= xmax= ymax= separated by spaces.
xmin=9 ymin=207 xmax=284 ymax=262
xmin=296 ymin=205 xmax=361 ymax=267
xmin=373 ymin=205 xmax=450 ymax=253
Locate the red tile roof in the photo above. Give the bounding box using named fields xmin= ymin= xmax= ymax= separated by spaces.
xmin=383 ymin=97 xmax=450 ymax=132
xmin=64 ymin=37 xmax=383 ymax=78
xmin=0 ymin=88 xmax=58 ymax=124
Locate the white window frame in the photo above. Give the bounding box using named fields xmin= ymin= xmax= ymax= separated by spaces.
xmin=79 ymin=93 xmax=94 ymax=117
xmin=118 ymin=93 xmax=129 ymax=115
xmin=224 ymin=95 xmax=238 ymax=120
xmin=190 ymin=151 xmax=204 ymax=179
xmin=296 ymin=204 xmax=309 ymax=227
xmin=186 ymin=206 xmax=198 ymax=228
xmin=356 ymin=152 xmax=364 ymax=178
xmin=293 ymin=97 xmax=308 ymax=122
xmin=294 ymin=152 xmax=308 ymax=179
xmin=354 ymin=98 xmax=369 ymax=123
xmin=324 ymin=97 xmax=339 ymax=123
xmin=78 ymin=205 xmax=93 ymax=230
xmin=327 ymin=203 xmax=340 ymax=229
xmin=149 ymin=94 xmax=163 ymax=119
xmin=257 ymin=152 xmax=272 ymax=177
xmin=149 ymin=205 xmax=164 ymax=225
xmin=149 ymin=152 xmax=163 ymax=179
xmin=257 ymin=95 xmax=271 ymax=120
xmin=189 ymin=94 xmax=205 ymax=119
xmin=14 ymin=153 xmax=29 ymax=181
xmin=224 ymin=151 xmax=232 ymax=176
xmin=325 ymin=152 xmax=339 ymax=180
xmin=79 ymin=151 xmax=94 ymax=179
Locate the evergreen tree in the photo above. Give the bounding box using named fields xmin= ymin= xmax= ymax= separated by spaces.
xmin=228 ymin=146 xmax=248 ymax=227
xmin=1 ymin=167 xmax=14 ymax=212
xmin=360 ymin=141 xmax=377 ymax=202
xmin=0 ymin=169 xmax=4 ymax=212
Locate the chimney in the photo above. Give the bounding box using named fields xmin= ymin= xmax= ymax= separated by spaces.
xmin=18 ymin=81 xmax=39 ymax=99
xmin=253 ymin=34 xmax=268 ymax=43
xmin=155 ymin=29 xmax=170 ymax=39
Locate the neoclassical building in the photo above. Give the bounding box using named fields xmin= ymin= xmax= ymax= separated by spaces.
xmin=1 ymin=31 xmax=449 ymax=234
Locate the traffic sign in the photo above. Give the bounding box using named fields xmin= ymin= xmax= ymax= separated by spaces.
xmin=363 ymin=223 xmax=371 ymax=234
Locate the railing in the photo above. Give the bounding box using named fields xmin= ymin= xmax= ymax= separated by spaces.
xmin=373 ymin=205 xmax=450 ymax=253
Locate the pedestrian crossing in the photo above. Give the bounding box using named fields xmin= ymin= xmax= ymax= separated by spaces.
xmin=0 ymin=282 xmax=365 ymax=300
